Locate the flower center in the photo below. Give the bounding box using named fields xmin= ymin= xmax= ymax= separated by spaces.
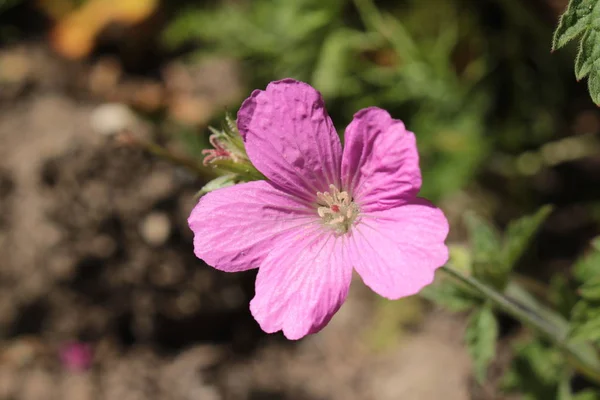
xmin=316 ymin=184 xmax=359 ymax=234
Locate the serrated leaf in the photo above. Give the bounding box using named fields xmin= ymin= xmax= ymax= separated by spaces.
xmin=552 ymin=0 xmax=596 ymax=50
xmin=575 ymin=29 xmax=600 ymax=79
xmin=588 ymin=65 xmax=600 ymax=104
xmin=580 ymin=276 xmax=600 ymax=301
xmin=503 ymin=205 xmax=552 ymax=270
xmin=465 ymin=305 xmax=498 ymax=383
xmin=553 ymin=0 xmax=600 ymax=105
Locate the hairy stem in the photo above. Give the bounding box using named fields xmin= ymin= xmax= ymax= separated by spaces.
xmin=119 ymin=132 xmax=215 ymax=180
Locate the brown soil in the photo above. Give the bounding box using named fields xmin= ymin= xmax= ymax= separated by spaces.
xmin=0 ymin=43 xmax=476 ymax=400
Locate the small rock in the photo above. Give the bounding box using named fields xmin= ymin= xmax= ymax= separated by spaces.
xmin=139 ymin=212 xmax=171 ymax=246
xmin=90 ymin=103 xmax=137 ymax=137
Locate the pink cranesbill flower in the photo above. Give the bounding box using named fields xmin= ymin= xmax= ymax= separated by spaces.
xmin=188 ymin=79 xmax=449 ymax=340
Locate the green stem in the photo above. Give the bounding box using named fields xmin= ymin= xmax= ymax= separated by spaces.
xmin=440 ymin=265 xmax=600 ymax=385
xmin=133 ymin=136 xmax=215 ymax=180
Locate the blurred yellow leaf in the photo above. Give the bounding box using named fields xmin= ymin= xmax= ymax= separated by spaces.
xmin=39 ymin=0 xmax=158 ymax=59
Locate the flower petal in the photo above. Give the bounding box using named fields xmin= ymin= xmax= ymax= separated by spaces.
xmin=341 ymin=107 xmax=421 ymax=212
xmin=188 ymin=180 xmax=317 ymax=272
xmin=237 ymin=79 xmax=342 ymax=202
xmin=250 ymin=227 xmax=352 ymax=340
xmin=350 ymin=198 xmax=449 ymax=299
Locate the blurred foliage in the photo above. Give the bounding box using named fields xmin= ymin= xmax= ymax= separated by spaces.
xmin=0 ymin=0 xmax=21 ymax=12
xmin=503 ymin=337 xmax=600 ymax=400
xmin=570 ymin=238 xmax=600 ymax=347
xmin=435 ymin=214 xmax=600 ymax=396
xmin=553 ymin=0 xmax=600 ymax=105
xmin=466 ymin=304 xmax=498 ymax=383
xmin=427 ymin=207 xmax=552 ymax=382
xmin=463 ymin=206 xmax=552 ymax=290
xmin=164 ymin=0 xmax=348 ymax=85
xmin=365 ymin=296 xmax=424 ymax=351
xmin=164 ymin=0 xmax=571 ymax=200
xmin=502 ymin=338 xmax=569 ymax=400
xmin=573 ymin=237 xmax=600 ymax=282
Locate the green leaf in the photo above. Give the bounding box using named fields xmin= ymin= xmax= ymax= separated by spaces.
xmin=196 ymin=174 xmax=238 ymax=197
xmin=503 ymin=205 xmax=553 ymax=270
xmin=463 ymin=208 xmax=551 ymax=289
xmin=552 ymin=0 xmax=600 ymax=105
xmin=502 ymin=338 xmax=564 ymax=399
xmin=552 ymin=0 xmax=596 ymax=50
xmin=569 ymin=300 xmax=600 ymax=343
xmin=574 ymin=390 xmax=600 ymax=400
xmin=463 ymin=212 xmax=502 ymax=284
xmin=550 ymin=275 xmax=579 ymax=318
xmin=575 ymin=30 xmax=599 ymax=79
xmin=558 ymin=373 xmax=573 ymax=400
xmin=465 ymin=305 xmax=498 ymax=383
xmin=588 ymin=65 xmax=600 ymax=104
xmin=462 ymin=208 xmax=551 ymax=289
xmin=421 ymin=280 xmax=478 ymax=312
xmin=580 ymin=276 xmax=600 ymax=301
xmin=573 ymin=237 xmax=600 ymax=282
xmin=464 ymin=212 xmax=501 ymax=257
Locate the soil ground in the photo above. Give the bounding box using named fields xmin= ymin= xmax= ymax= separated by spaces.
xmin=0 ymin=43 xmax=477 ymax=400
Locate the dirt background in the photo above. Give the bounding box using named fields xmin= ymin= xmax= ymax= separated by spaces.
xmin=0 ymin=38 xmax=482 ymax=399
xmin=2 ymin=0 xmax=596 ymax=398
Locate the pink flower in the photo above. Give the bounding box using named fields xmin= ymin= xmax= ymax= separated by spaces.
xmin=188 ymin=79 xmax=449 ymax=339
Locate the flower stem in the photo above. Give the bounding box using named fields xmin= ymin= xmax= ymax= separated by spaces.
xmin=440 ymin=265 xmax=600 ymax=385
xmin=118 ymin=131 xmax=215 ymax=180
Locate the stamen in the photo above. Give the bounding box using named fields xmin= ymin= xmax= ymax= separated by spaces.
xmin=315 ymin=185 xmax=359 ymax=234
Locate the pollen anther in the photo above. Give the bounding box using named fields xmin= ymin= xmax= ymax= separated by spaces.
xmin=316 ymin=184 xmax=359 ymax=234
